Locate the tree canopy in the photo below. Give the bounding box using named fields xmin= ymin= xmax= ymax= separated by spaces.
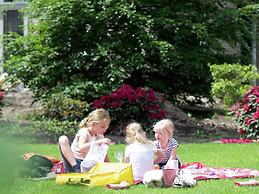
xmin=3 ymin=0 xmax=254 ymax=103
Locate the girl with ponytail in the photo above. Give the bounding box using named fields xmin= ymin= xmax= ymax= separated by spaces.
xmin=124 ymin=122 xmax=164 ymax=182
xmin=58 ymin=108 xmax=112 ymax=173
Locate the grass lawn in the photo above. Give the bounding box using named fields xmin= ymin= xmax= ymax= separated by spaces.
xmin=5 ymin=140 xmax=259 ymax=194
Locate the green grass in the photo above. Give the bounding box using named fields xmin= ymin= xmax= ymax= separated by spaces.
xmin=0 ymin=120 xmax=258 ymax=193
xmin=5 ymin=141 xmax=259 ymax=194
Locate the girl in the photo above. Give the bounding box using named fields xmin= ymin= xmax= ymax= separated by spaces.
xmin=153 ymin=119 xmax=181 ymax=169
xmin=124 ymin=122 xmax=164 ymax=181
xmin=58 ymin=108 xmax=112 ymax=173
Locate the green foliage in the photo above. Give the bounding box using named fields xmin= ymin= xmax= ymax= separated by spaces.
xmin=3 ymin=0 xmax=254 ymax=104
xmin=241 ymin=3 xmax=259 ymax=17
xmin=42 ymin=93 xmax=88 ymax=122
xmin=0 ymin=118 xmax=78 ymax=143
xmin=209 ymin=63 xmax=259 ymax=106
xmin=27 ymin=119 xmax=78 ymax=142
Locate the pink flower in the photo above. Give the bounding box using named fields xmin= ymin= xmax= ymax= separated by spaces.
xmin=235 ymin=111 xmax=240 ymax=117
xmin=229 ymin=102 xmax=241 ymax=112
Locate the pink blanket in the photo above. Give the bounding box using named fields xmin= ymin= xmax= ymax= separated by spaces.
xmin=181 ymin=162 xmax=259 ymax=180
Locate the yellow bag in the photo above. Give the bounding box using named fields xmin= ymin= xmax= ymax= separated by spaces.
xmin=56 ymin=162 xmax=134 ymax=187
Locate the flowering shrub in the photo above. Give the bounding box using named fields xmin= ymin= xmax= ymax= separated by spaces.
xmin=91 ymin=84 xmax=166 ymax=135
xmin=220 ymin=138 xmax=254 ymax=144
xmin=231 ymin=86 xmax=259 ymax=138
xmin=0 ymin=73 xmax=7 ymax=116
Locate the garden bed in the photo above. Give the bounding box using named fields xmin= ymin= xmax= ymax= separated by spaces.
xmin=1 ymin=90 xmax=240 ymax=143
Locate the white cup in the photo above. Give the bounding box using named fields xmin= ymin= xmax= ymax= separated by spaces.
xmin=164 ymin=159 xmax=178 ymax=170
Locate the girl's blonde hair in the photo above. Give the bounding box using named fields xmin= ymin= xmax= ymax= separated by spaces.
xmin=79 ymin=108 xmax=110 ymax=130
xmin=125 ymin=122 xmax=151 ymax=145
xmin=153 ymin=119 xmax=175 ymax=137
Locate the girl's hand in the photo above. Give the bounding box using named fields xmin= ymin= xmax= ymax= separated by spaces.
xmin=96 ymin=138 xmax=113 ymax=145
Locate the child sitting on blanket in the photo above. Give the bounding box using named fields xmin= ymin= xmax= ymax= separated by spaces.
xmin=153 ymin=119 xmax=181 ymax=169
xmin=124 ymin=122 xmax=164 ymax=182
xmin=58 ymin=108 xmax=113 ymax=173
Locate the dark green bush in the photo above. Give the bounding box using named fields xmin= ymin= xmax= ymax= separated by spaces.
xmin=3 ymin=0 xmax=253 ymax=104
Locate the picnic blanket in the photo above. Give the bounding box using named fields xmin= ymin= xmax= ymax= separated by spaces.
xmin=181 ymin=162 xmax=259 ymax=180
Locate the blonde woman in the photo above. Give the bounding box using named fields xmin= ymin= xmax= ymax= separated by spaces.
xmin=58 ymin=108 xmax=112 ymax=172
xmin=153 ymin=119 xmax=181 ymax=169
xmin=124 ymin=122 xmax=164 ymax=181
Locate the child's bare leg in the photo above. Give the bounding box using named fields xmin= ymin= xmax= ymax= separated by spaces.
xmin=58 ymin=135 xmax=77 ymax=167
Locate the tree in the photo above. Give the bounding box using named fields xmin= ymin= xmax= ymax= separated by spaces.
xmin=3 ymin=0 xmax=254 ymax=104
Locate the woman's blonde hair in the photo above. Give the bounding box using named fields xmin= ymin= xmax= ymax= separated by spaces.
xmin=153 ymin=119 xmax=175 ymax=137
xmin=125 ymin=122 xmax=151 ymax=145
xmin=79 ymin=108 xmax=110 ymax=130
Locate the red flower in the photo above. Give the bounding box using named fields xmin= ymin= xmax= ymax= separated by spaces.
xmin=243 ymin=95 xmax=249 ymax=103
xmin=232 ymin=85 xmax=259 ymax=138
xmin=0 ymin=91 xmax=4 ymax=100
xmin=127 ymin=92 xmax=136 ymax=102
xmin=253 ymin=111 xmax=259 ymax=120
xmin=245 ymin=117 xmax=251 ymax=125
xmin=251 ymin=86 xmax=259 ymax=96
xmin=92 ymin=99 xmax=102 ymax=108
xmin=111 ymin=101 xmax=120 ymax=108
xmin=237 ymin=129 xmax=245 ymax=135
xmin=147 ymin=89 xmax=157 ymax=101
xmin=90 ymin=84 xmax=166 ymax=134
xmin=136 ymin=88 xmax=146 ymax=98
xmin=101 ymin=95 xmax=111 ymax=103
xmin=243 ymin=103 xmax=249 ymax=112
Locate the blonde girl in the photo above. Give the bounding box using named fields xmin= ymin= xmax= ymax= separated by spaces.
xmin=124 ymin=122 xmax=164 ymax=181
xmin=153 ymin=119 xmax=181 ymax=169
xmin=58 ymin=108 xmax=112 ymax=172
